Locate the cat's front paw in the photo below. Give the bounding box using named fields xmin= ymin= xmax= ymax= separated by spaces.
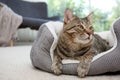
xmin=51 ymin=64 xmax=62 ymax=75
xmin=77 ymin=66 xmax=88 ymax=78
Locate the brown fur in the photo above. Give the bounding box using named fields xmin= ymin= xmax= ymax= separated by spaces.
xmin=51 ymin=8 xmax=111 ymax=78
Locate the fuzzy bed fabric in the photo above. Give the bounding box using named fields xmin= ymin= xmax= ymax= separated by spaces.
xmin=0 ymin=2 xmax=23 ymax=46
xmin=30 ymin=17 xmax=120 ymax=75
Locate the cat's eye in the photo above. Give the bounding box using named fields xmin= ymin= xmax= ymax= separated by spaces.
xmin=79 ymin=23 xmax=85 ymax=30
xmin=80 ymin=25 xmax=84 ymax=29
xmin=89 ymin=25 xmax=93 ymax=30
xmin=76 ymin=25 xmax=84 ymax=29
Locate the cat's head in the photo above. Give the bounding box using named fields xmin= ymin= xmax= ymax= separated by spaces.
xmin=63 ymin=8 xmax=94 ymax=45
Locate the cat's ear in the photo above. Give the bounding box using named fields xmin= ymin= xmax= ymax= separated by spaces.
xmin=64 ymin=8 xmax=74 ymax=24
xmin=87 ymin=12 xmax=93 ymax=23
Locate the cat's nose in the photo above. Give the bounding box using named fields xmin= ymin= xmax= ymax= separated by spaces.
xmin=85 ymin=29 xmax=93 ymax=36
xmin=85 ymin=31 xmax=92 ymax=39
xmin=86 ymin=32 xmax=90 ymax=36
xmin=86 ymin=33 xmax=91 ymax=39
xmin=85 ymin=31 xmax=91 ymax=37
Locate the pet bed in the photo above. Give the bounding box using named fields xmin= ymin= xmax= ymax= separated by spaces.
xmin=30 ymin=17 xmax=120 ymax=75
xmin=0 ymin=46 xmax=120 ymax=80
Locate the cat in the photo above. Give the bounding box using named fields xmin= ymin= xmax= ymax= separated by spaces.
xmin=51 ymin=8 xmax=111 ymax=78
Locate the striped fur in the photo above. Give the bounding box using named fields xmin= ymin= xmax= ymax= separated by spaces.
xmin=51 ymin=8 xmax=111 ymax=77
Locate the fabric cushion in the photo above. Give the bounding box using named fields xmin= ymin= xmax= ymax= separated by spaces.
xmin=30 ymin=18 xmax=120 ymax=75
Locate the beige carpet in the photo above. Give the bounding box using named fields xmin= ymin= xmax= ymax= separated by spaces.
xmin=0 ymin=46 xmax=119 ymax=80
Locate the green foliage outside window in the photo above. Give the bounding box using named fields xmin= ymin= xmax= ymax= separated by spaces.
xmin=47 ymin=0 xmax=119 ymax=32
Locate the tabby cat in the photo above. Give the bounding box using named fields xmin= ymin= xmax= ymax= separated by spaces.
xmin=51 ymin=8 xmax=111 ymax=78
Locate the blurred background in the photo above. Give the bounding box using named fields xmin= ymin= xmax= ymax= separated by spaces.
xmin=24 ymin=0 xmax=119 ymax=32
xmin=12 ymin=0 xmax=119 ymax=45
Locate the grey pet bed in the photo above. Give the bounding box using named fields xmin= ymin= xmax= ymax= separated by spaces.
xmin=30 ymin=17 xmax=120 ymax=76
